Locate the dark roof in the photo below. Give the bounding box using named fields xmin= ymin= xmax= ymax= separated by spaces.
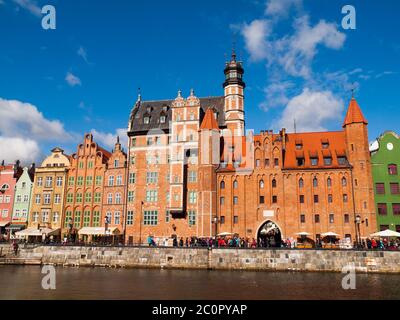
xmin=128 ymin=96 xmax=225 ymax=135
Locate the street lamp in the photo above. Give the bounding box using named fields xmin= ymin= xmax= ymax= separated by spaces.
xmin=355 ymin=215 xmax=362 ymax=248
xmin=139 ymin=201 xmax=144 ymax=246
xmin=104 ymin=216 xmax=110 ymax=245
xmin=212 ymin=216 xmax=219 ymax=246
xmin=68 ymin=218 xmax=73 ymax=243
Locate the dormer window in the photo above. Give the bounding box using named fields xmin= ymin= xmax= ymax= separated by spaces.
xmin=162 ymin=105 xmax=168 ymax=112
xmin=297 ymin=157 xmax=305 ymax=166
xmin=321 ymin=139 xmax=329 ymax=149
xmin=338 ymin=156 xmax=348 ymax=166
xmin=295 ymin=140 xmax=303 ymax=150
xmin=324 ymin=157 xmax=332 ymax=166
xmin=144 ymin=116 xmax=150 ymax=124
xmin=310 ymin=158 xmax=318 ymax=166
xmin=160 ymin=115 xmax=166 ymax=124
xmin=230 ymin=71 xmax=237 ymax=78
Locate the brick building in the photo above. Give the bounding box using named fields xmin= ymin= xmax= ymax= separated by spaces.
xmin=125 ymin=52 xmax=377 ymax=245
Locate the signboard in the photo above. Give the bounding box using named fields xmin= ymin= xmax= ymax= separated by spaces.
xmin=263 ymin=210 xmax=274 ymax=217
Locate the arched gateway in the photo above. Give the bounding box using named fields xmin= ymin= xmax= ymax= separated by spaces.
xmin=257 ymin=220 xmax=282 ymax=248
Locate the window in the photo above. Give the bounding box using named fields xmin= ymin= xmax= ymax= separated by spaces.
xmin=272 ymin=179 xmax=277 ymax=188
xmin=68 ymin=177 xmax=75 ymax=186
xmin=299 ymin=195 xmax=304 ymax=204
xmin=74 ymin=211 xmax=81 ymax=228
xmin=53 ymin=212 xmax=59 ymax=223
xmin=310 ymin=158 xmax=318 ymax=166
xmin=88 ymin=161 xmax=93 ymax=169
xmin=323 ymin=157 xmax=332 ymax=166
xmin=93 ymin=211 xmax=100 ymax=227
xmin=188 ymin=171 xmax=197 ymax=183
xmin=220 ymin=216 xmax=225 ymax=224
xmin=378 ymin=203 xmax=387 ymax=215
xmin=37 ymin=177 xmax=43 ymax=187
xmin=5 ymin=196 xmax=10 ymax=203
xmin=94 ymin=192 xmax=101 ymax=203
xmin=388 ymin=164 xmax=398 ymax=175
xmin=322 ymin=142 xmax=329 ymax=149
xmin=233 ymin=196 xmax=238 ymax=205
xmin=265 ymin=159 xmax=270 ymax=166
xmin=42 ymin=210 xmax=49 ymax=223
xmin=189 ymin=191 xmax=197 ymax=204
xmin=295 ymin=143 xmax=303 ymax=150
xmin=392 ymin=204 xmax=400 ymax=215
xmin=56 ymin=177 xmax=63 ymax=187
xmin=390 ymin=183 xmax=400 ymax=195
xmin=86 ymin=176 xmax=93 ymax=186
xmin=127 ymin=211 xmax=134 ymax=225
xmin=0 ymin=196 xmax=2 ymax=203
xmin=376 ymin=183 xmax=385 ymax=194
xmin=85 ymin=192 xmax=92 ymax=203
xmin=344 ymin=214 xmax=350 ymax=223
xmin=328 ymin=194 xmax=333 ymax=203
xmin=220 ymin=197 xmax=225 ymax=205
xmin=160 ymin=115 xmax=166 ymax=124
xmin=79 ymin=161 xmax=84 ymax=169
xmin=260 ymin=196 xmax=265 ymax=204
xmin=144 ymin=210 xmax=158 ymax=226
xmin=233 ymin=180 xmax=238 ymax=189
xmin=299 ymin=178 xmax=304 ymax=189
xmin=131 ymin=138 xmax=136 ymax=147
xmin=44 ymin=193 xmax=51 ymax=205
xmin=54 ymin=194 xmax=61 ymax=204
xmin=16 ymin=195 xmax=21 ymax=203
xmin=107 ymin=193 xmax=113 ymax=204
xmin=314 ymin=195 xmax=319 ymax=203
xmin=329 ymin=214 xmax=334 ymax=224
xmin=77 ymin=176 xmax=83 ymax=186
xmin=188 ymin=210 xmax=196 ymax=226
xmin=116 ymin=175 xmax=122 ymax=186
xmin=66 ymin=193 xmax=73 ymax=203
xmin=76 ymin=193 xmax=83 ymax=203
xmin=114 ymin=212 xmax=121 ymax=225
xmin=315 ymin=214 xmax=320 ymax=223
xmin=23 ymin=195 xmax=28 ymax=202
xmin=338 ymin=157 xmax=347 ymax=165
xmin=313 ymin=177 xmax=318 ymax=187
xmin=327 ymin=177 xmax=332 ymax=188
xmin=342 ymin=177 xmax=347 ymax=187
xmin=274 ymin=158 xmax=279 ymax=167
xmin=272 ymin=196 xmax=277 ymax=203
xmin=146 ymin=172 xmax=158 ymax=184
xmin=114 ymin=160 xmax=119 ymax=168
xmin=256 ymin=159 xmax=260 ymax=167
xmin=21 ymin=182 xmax=26 ymax=189
xmin=32 ymin=212 xmax=39 ymax=222
xmin=300 ymin=214 xmax=305 ymax=223
xmin=64 ymin=211 xmax=72 ymax=227
xmin=233 ymin=216 xmax=239 ymax=224
xmin=128 ymin=191 xmax=135 ymax=202
xmin=380 ymin=225 xmax=389 ymax=231
xmin=129 ymin=173 xmax=136 ymax=184
xmin=144 ymin=116 xmax=150 ymax=124
xmin=108 ymin=176 xmax=114 ymax=186
xmin=83 ymin=211 xmax=91 ymax=227
xmin=95 ymin=176 xmax=102 ymax=186
xmin=297 ymin=157 xmax=305 ymax=166
xmin=259 ymin=180 xmax=264 ymax=189
xmin=45 ymin=177 xmax=53 ymax=187
xmin=146 ymin=190 xmax=158 ymax=202
xmin=105 ymin=212 xmax=112 ymax=224
xmin=220 ymin=181 xmax=225 ymax=189
xmin=343 ymin=194 xmax=348 ymax=203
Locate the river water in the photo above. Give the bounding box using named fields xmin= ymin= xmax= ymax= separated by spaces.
xmin=1 ymin=266 xmax=399 ymax=300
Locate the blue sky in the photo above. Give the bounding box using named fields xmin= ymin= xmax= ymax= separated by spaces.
xmin=0 ymin=0 xmax=399 ymax=164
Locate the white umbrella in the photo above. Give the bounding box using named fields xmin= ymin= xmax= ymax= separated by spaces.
xmin=370 ymin=229 xmax=400 ymax=238
xmin=217 ymin=232 xmax=234 ymax=237
xmin=295 ymin=232 xmax=311 ymax=236
xmin=321 ymin=232 xmax=340 ymax=237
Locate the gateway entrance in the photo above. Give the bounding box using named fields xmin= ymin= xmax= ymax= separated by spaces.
xmin=257 ymin=220 xmax=282 ymax=248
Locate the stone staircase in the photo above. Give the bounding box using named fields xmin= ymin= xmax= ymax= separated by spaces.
xmin=0 ymin=244 xmax=42 ymax=265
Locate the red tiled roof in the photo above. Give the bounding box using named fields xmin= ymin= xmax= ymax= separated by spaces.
xmin=343 ymin=98 xmax=368 ymax=127
xmin=283 ymin=131 xmax=350 ymax=169
xmin=200 ymin=109 xmax=219 ymax=130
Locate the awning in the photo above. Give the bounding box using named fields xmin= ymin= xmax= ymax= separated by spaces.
xmin=15 ymin=227 xmax=60 ymax=238
xmin=296 ymin=232 xmax=311 ymax=236
xmin=0 ymin=221 xmax=10 ymax=227
xmin=321 ymin=232 xmax=340 ymax=237
xmin=370 ymin=229 xmax=400 ymax=238
xmin=78 ymin=227 xmax=120 ymax=236
xmin=5 ymin=224 xmax=25 ymax=231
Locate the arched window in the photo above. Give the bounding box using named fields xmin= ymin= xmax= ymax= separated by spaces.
xmin=388 ymin=164 xmax=398 ymax=175
xmin=299 ymin=178 xmax=304 ymax=188
xmin=220 ymin=181 xmax=225 ymax=189
xmin=313 ymin=177 xmax=318 ymax=188
xmin=272 ymin=179 xmax=277 ymax=188
xmin=0 ymin=184 xmax=9 ymax=191
xmin=259 ymin=180 xmax=264 ymax=189
xmin=327 ymin=177 xmax=332 ymax=188
xmin=342 ymin=177 xmax=347 ymax=187
xmin=233 ymin=180 xmax=238 ymax=189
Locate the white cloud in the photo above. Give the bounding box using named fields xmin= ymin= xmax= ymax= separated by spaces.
xmin=13 ymin=0 xmax=41 ymax=17
xmin=0 ymin=137 xmax=41 ymax=164
xmin=65 ymin=72 xmax=82 ymax=87
xmin=260 ymin=81 xmax=293 ymax=110
xmin=0 ymin=98 xmax=71 ymax=141
xmin=91 ymin=128 xmax=128 ymax=150
xmin=265 ymin=0 xmax=302 ymax=17
xmin=277 ymin=88 xmax=344 ymax=132
xmin=77 ymin=46 xmax=89 ymax=63
xmin=241 ymin=19 xmax=271 ymax=61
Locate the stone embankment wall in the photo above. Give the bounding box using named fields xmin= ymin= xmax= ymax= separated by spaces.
xmin=8 ymin=245 xmax=400 ymax=273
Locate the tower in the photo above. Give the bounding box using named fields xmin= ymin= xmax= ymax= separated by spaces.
xmin=223 ymin=49 xmax=245 ymax=137
xmin=343 ymin=97 xmax=377 ymax=238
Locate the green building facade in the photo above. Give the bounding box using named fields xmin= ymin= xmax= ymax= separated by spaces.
xmin=11 ymin=167 xmax=34 ymax=231
xmin=371 ymin=131 xmax=400 ymax=232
